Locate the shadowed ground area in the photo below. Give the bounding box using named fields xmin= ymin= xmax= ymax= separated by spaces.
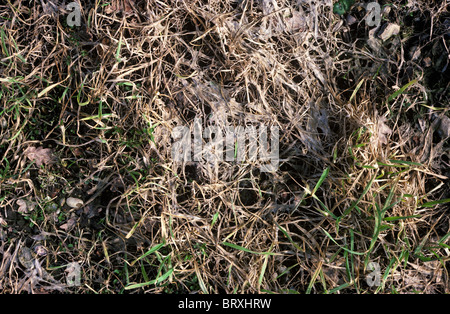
xmin=0 ymin=0 xmax=449 ymax=293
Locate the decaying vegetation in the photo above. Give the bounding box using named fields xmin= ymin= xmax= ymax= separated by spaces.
xmin=0 ymin=0 xmax=449 ymax=293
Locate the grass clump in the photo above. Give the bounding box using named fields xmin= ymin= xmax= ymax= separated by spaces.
xmin=0 ymin=0 xmax=449 ymax=294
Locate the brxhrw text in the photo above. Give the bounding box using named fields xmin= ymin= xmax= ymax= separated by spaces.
xmin=223 ymin=298 xmax=271 ymax=309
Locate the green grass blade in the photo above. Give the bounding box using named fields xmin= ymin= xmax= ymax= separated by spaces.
xmin=349 ymin=78 xmax=365 ymax=103
xmin=438 ymin=231 xmax=450 ymax=244
xmin=140 ymin=260 xmax=149 ymax=282
xmin=387 ymin=79 xmax=418 ymax=103
xmin=383 ymin=215 xmax=421 ymax=222
xmin=312 ymin=194 xmax=338 ymax=219
xmin=341 ymin=173 xmax=376 ymax=218
xmin=312 ymin=167 xmax=329 ymax=196
xmin=222 ymin=242 xmax=279 ymax=256
xmin=377 ymin=162 xmax=407 ymax=168
xmin=258 ymin=252 xmax=270 ymax=288
xmin=211 ymin=211 xmax=219 ymax=228
xmin=369 ymin=204 xmax=382 ymax=250
xmin=125 ymin=268 xmax=173 ymax=290
xmin=327 ymin=282 xmax=352 ymax=294
xmin=388 ymin=159 xmax=422 ymax=167
xmin=116 ymin=36 xmax=122 ymax=63
xmin=420 ymin=198 xmax=450 ymax=208
xmin=306 ymin=265 xmax=322 ymax=294
xmin=0 ymin=27 xmax=9 ymax=57
xmin=381 ymin=180 xmax=398 ymax=214
xmin=321 ymin=228 xmax=367 ymax=255
xmin=130 ymin=242 xmax=165 ymax=266
xmin=275 ymin=222 xmax=304 ymax=252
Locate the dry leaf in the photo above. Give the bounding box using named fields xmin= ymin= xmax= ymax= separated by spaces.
xmin=367 ymin=28 xmax=383 ymax=56
xmin=60 ymin=216 xmax=77 ymax=231
xmin=39 ymin=0 xmax=58 ymax=15
xmin=437 ymin=115 xmax=450 ymax=139
xmin=346 ymin=15 xmax=358 ymax=26
xmin=122 ymin=0 xmax=134 ymax=13
xmin=34 ymin=245 xmax=48 ymax=257
xmin=378 ymin=23 xmax=400 ymax=41
xmin=285 ymin=10 xmax=307 ymax=33
xmin=104 ymin=0 xmax=117 ymax=13
xmin=105 ymin=0 xmax=135 ymax=14
xmin=16 ymin=199 xmax=28 ymax=214
xmin=377 ymin=116 xmax=392 ymax=145
xmin=423 ymin=57 xmax=432 ymax=68
xmin=16 ymin=199 xmax=35 ymax=214
xmin=24 ymin=146 xmax=55 ymax=167
xmin=31 ymin=232 xmax=47 ymax=241
xmin=84 ymin=204 xmax=101 ymax=219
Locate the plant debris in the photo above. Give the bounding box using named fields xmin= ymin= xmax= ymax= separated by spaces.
xmin=0 ymin=0 xmax=448 ymax=295
xmin=23 ymin=147 xmax=55 ymax=167
xmin=66 ymin=197 xmax=84 ymax=209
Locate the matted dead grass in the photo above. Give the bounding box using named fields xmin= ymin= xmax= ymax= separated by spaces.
xmin=0 ymin=0 xmax=449 ymax=293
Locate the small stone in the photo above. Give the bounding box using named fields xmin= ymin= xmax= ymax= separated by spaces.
xmin=346 ymin=15 xmax=358 ymax=25
xmin=34 ymin=245 xmax=48 ymax=257
xmin=423 ymin=57 xmax=432 ymax=68
xmin=378 ymin=23 xmax=400 ymax=41
xmin=66 ymin=197 xmax=84 ymax=208
xmin=18 ymin=247 xmax=34 ymax=269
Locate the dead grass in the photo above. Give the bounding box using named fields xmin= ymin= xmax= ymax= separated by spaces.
xmin=0 ymin=0 xmax=449 ymax=294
